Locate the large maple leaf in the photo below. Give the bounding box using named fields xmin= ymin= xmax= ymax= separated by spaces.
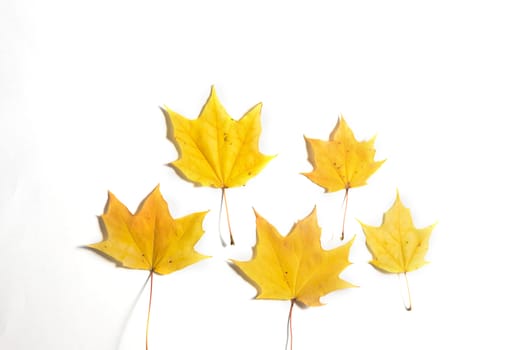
xmin=163 ymin=86 xmax=274 ymax=244
xmin=359 ymin=191 xmax=436 ymax=309
xmin=231 ymin=207 xmax=355 ymax=307
xmin=163 ymin=86 xmax=274 ymax=189
xmin=89 ymin=185 xmax=209 ymax=274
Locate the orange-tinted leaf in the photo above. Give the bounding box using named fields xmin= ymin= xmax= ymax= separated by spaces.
xmin=89 ymin=185 xmax=209 ymax=275
xmin=303 ymin=117 xmax=384 ymax=192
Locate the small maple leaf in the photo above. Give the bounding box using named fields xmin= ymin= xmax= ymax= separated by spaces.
xmin=359 ymin=191 xmax=435 ymax=273
xmin=89 ymin=185 xmax=209 ymax=274
xmin=359 ymin=191 xmax=436 ymax=310
xmin=163 ymin=86 xmax=274 ymax=189
xmin=302 ymin=116 xmax=385 ymax=240
xmin=231 ymin=207 xmax=355 ymax=307
xmin=302 ymin=116 xmax=384 ymax=192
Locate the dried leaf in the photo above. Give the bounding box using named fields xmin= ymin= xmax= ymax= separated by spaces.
xmin=359 ymin=191 xmax=436 ymax=273
xmin=303 ymin=117 xmax=384 ymax=192
xmin=88 ymin=185 xmax=209 ymax=274
xmin=232 ymin=208 xmax=355 ymax=307
xmin=163 ymin=86 xmax=274 ymax=189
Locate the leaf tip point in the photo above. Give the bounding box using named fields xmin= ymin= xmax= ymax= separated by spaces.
xmin=209 ymin=85 xmax=218 ymax=97
xmin=394 ymin=188 xmax=401 ymax=200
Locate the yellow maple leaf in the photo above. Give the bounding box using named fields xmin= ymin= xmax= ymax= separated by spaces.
xmin=302 ymin=116 xmax=384 ymax=192
xmin=163 ymin=86 xmax=274 ymax=189
xmin=88 ymin=185 xmax=209 ymax=274
xmin=88 ymin=185 xmax=209 ymax=348
xmin=232 ymin=208 xmax=355 ymax=307
xmin=302 ymin=116 xmax=385 ymax=240
xmin=359 ymin=191 xmax=435 ymax=273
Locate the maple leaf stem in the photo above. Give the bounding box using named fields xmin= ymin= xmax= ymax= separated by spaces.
xmin=221 ymin=187 xmax=235 ymax=245
xmin=285 ymin=299 xmax=295 ymax=350
xmin=401 ymin=272 xmax=413 ymax=311
xmin=146 ymin=270 xmax=154 ymax=350
xmin=340 ymin=188 xmax=350 ymax=240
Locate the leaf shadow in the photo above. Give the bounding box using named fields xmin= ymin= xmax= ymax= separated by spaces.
xmin=115 ymin=272 xmax=151 ymax=350
xmin=284 ymin=307 xmax=291 ymax=350
xmin=81 ymin=215 xmax=124 ymax=266
xmin=80 ymin=213 xmax=151 ymax=349
xmin=160 ymin=106 xmax=201 ymax=187
xmin=226 ymin=261 xmax=261 ymax=300
xmin=302 ymin=135 xmax=316 ymax=173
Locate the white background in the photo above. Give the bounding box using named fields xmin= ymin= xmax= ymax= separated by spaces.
xmin=1 ymin=0 xmax=525 ymax=349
